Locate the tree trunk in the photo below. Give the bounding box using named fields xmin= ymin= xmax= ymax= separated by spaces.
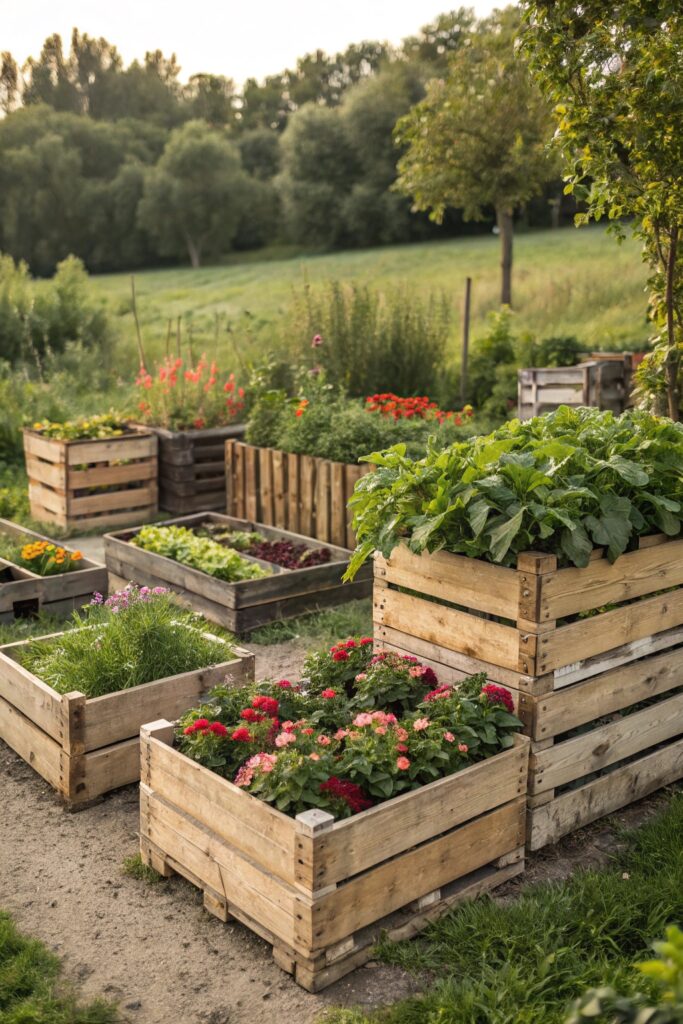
xmin=497 ymin=207 xmax=514 ymax=306
xmin=664 ymin=226 xmax=680 ymax=421
xmin=186 ymin=238 xmax=202 ymax=268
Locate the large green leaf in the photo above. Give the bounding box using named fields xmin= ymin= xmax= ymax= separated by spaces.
xmin=486 ymin=507 xmax=525 ymax=562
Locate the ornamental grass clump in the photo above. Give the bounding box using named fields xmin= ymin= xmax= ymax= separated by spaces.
xmin=176 ymin=640 xmax=522 ymax=819
xmin=131 ymin=524 xmax=270 ymax=582
xmin=345 ymin=405 xmax=683 ymax=578
xmin=18 ymin=585 xmax=233 ymax=697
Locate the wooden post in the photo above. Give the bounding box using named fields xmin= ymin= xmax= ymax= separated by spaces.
xmin=460 ymin=277 xmax=472 ymax=407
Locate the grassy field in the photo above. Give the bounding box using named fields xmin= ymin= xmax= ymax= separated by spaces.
xmin=91 ymin=225 xmax=648 ymax=372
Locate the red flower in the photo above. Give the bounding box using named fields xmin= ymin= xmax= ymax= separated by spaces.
xmin=321 ymin=689 xmax=337 ymax=699
xmin=230 ymin=727 xmax=253 ymax=742
xmin=332 ymin=650 xmax=349 ymax=662
xmin=481 ymin=683 xmax=515 ymax=714
xmin=194 ymin=718 xmax=209 ymax=729
xmin=421 ymin=667 xmax=438 ymax=687
xmin=183 ymin=724 xmax=196 ymax=735
xmin=424 ymin=685 xmax=451 ymax=702
xmin=240 ymin=708 xmax=265 ymax=723
xmin=276 ymin=679 xmax=292 ymax=689
xmin=252 ymin=695 xmax=279 ymax=717
xmin=360 ymin=637 xmax=373 ymax=646
xmin=345 ymin=639 xmax=357 ymax=648
xmin=320 ymin=776 xmax=372 ymax=814
xmin=209 ymin=722 xmax=228 ymax=737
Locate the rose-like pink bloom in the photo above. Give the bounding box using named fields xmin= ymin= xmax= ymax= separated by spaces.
xmin=396 ymin=727 xmax=409 ymax=742
xmin=311 ymin=334 xmax=323 ymax=348
xmin=397 ymin=743 xmax=409 ymax=753
xmin=385 ymin=713 xmax=397 ymax=724
xmin=413 ymin=718 xmax=430 ymax=731
xmin=396 ymin=756 xmax=411 ymax=770
xmin=355 ymin=673 xmax=367 ymax=682
xmin=375 ymin=726 xmax=387 ymax=735
xmin=275 ymin=731 xmax=296 ymax=748
xmin=444 ymin=732 xmax=455 ymax=743
xmin=353 ymin=712 xmax=373 ymax=727
xmin=317 ymin=735 xmax=331 ymax=746
xmin=409 ymin=665 xmax=425 ymax=678
xmin=302 ymin=727 xmax=315 ymax=736
xmin=458 ymin=743 xmax=469 ymax=754
xmin=282 ymin=720 xmax=294 ymax=731
xmin=309 ymin=752 xmax=321 ymax=761
xmin=321 ymin=689 xmax=337 ymax=699
xmin=334 ymin=728 xmax=349 ymax=740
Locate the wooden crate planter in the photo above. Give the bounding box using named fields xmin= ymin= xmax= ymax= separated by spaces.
xmin=226 ymin=440 xmax=372 ymax=549
xmin=140 ymin=721 xmax=528 ymax=991
xmin=0 ymin=629 xmax=254 ymax=808
xmin=0 ymin=518 xmax=107 ymax=623
xmin=24 ymin=428 xmax=158 ymax=531
xmin=517 ymin=360 xmax=628 ymax=420
xmin=104 ymin=512 xmax=372 ymax=633
xmin=144 ymin=424 xmax=246 ymax=515
xmin=374 ymin=537 xmax=683 ymax=850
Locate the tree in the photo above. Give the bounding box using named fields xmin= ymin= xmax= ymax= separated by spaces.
xmin=185 ymin=74 xmax=238 ymax=127
xmin=520 ymin=1 xmax=683 ymax=421
xmin=137 ymin=121 xmax=252 ymax=267
xmin=0 ymin=52 xmax=19 ymax=114
xmin=393 ymin=8 xmax=558 ymax=305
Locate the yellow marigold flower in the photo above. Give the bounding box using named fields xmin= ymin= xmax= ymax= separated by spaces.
xmin=71 ymin=551 xmax=83 ymax=560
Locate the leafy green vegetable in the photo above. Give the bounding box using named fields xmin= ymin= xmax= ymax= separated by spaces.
xmin=131 ymin=525 xmax=270 ymax=582
xmin=344 ymin=407 xmax=683 ymax=577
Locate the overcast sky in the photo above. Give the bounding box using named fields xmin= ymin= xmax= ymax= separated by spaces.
xmin=3 ymin=0 xmax=503 ymax=84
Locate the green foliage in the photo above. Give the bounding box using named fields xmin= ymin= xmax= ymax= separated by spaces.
xmin=131 ymin=524 xmax=270 ymax=582
xmin=0 ymin=909 xmax=118 ymax=1022
xmin=121 ymin=853 xmax=165 ymax=884
xmin=18 ymin=586 xmax=233 ymax=697
xmin=247 ymin=598 xmax=372 ymax=645
xmin=30 ymin=413 xmax=128 ymax=441
xmin=346 ymin=406 xmax=683 ymax=579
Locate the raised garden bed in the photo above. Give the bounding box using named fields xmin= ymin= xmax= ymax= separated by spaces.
xmin=374 ymin=536 xmax=683 ymax=850
xmin=24 ymin=427 xmax=158 ymax=531
xmin=0 ymin=518 xmax=107 ymax=622
xmin=145 ymin=424 xmax=246 ymax=515
xmin=0 ymin=627 xmax=254 ymax=808
xmin=226 ymin=440 xmax=372 ymax=548
xmin=140 ymin=720 xmax=528 ymax=991
xmin=104 ymin=512 xmax=372 ymax=632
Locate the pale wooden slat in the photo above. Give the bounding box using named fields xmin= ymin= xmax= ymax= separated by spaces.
xmin=0 ymin=693 xmax=65 ymax=792
xmin=66 ymin=434 xmax=157 ymax=465
xmin=0 ymin=647 xmax=65 ymax=741
xmin=287 ymin=453 xmax=300 ymax=533
xmin=245 ymin=445 xmax=259 ymax=522
xmin=299 ymin=456 xmax=315 ymax=537
xmin=259 ymin=447 xmax=274 ymax=525
xmin=272 ymin=449 xmax=287 ymax=527
xmin=315 ymin=459 xmax=331 ymax=543
xmin=68 ymin=483 xmax=157 ymax=515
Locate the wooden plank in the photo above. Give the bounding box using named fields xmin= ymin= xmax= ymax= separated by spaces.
xmin=376 ymin=546 xmax=519 ymax=621
xmin=245 ymin=445 xmax=260 ymax=522
xmin=287 ymin=453 xmax=300 ymax=533
xmin=307 ymin=798 xmax=525 ymax=950
xmin=65 ymin=434 xmax=157 ymax=466
xmin=539 ymin=588 xmax=683 ymax=674
xmin=272 ymin=449 xmax=287 ymax=528
xmin=233 ymin=441 xmax=246 ymax=518
xmin=553 ymin=623 xmax=683 ymax=688
xmin=68 ymin=461 xmax=157 ymax=489
xmin=0 ymin=693 xmax=64 ymax=792
xmin=527 ymin=736 xmax=683 ymax=850
xmin=299 ymin=456 xmax=315 ymax=538
xmin=530 ymin=690 xmax=683 ymax=793
xmin=23 ymin=430 xmax=65 ymax=464
xmin=68 ymin=483 xmax=157 ymax=516
xmin=315 ymin=737 xmax=528 ymax=886
xmin=315 ymin=460 xmax=331 ymax=543
xmin=541 ymin=539 xmax=683 ymax=619
xmin=259 ymin=448 xmax=274 ymax=525
xmin=528 ymin=644 xmax=683 ymax=740
xmin=0 ymin=647 xmax=65 ymax=741
xmin=330 ymin=462 xmax=346 ymax=548
xmin=374 ymin=586 xmax=520 ymax=673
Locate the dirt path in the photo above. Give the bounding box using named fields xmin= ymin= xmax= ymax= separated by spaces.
xmin=0 ymin=632 xmax=672 ymax=1024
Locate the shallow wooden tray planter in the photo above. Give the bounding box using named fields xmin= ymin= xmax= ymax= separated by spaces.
xmin=104 ymin=511 xmax=372 ymax=633
xmin=226 ymin=440 xmax=372 ymax=549
xmin=0 ymin=518 xmax=107 ymax=622
xmin=140 ymin=723 xmax=528 ymax=991
xmin=0 ymin=630 xmax=254 ymax=808
xmin=23 ymin=428 xmax=158 ymax=531
xmin=374 ymin=536 xmax=683 ymax=850
xmin=141 ymin=424 xmax=246 ymax=515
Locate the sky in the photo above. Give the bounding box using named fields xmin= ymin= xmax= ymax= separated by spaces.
xmin=2 ymin=0 xmax=503 ymax=85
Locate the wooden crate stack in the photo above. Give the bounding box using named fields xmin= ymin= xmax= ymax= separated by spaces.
xmin=147 ymin=425 xmax=245 ymax=514
xmin=24 ymin=428 xmax=158 ymax=531
xmin=140 ymin=720 xmax=528 ymax=991
xmin=0 ymin=518 xmax=107 ymax=623
xmin=517 ymin=360 xmax=628 ymax=420
xmin=374 ymin=537 xmax=683 ymax=850
xmin=226 ymin=440 xmax=372 ymax=549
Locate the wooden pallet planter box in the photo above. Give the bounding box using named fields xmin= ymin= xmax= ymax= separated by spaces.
xmin=142 ymin=424 xmax=245 ymax=515
xmin=373 ymin=537 xmax=683 ymax=850
xmin=517 ymin=360 xmax=628 ymax=420
xmin=0 ymin=628 xmax=253 ymax=808
xmin=140 ymin=721 xmax=528 ymax=991
xmin=226 ymin=440 xmax=372 ymax=549
xmin=104 ymin=511 xmax=372 ymax=633
xmin=23 ymin=428 xmax=158 ymax=531
xmin=0 ymin=518 xmax=108 ymax=623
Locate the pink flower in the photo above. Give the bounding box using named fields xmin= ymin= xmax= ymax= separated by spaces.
xmin=353 ymin=712 xmax=374 ymax=727
xmin=334 ymin=728 xmax=349 ymax=740
xmin=458 ymin=743 xmax=469 ymax=754
xmin=311 ymin=334 xmax=323 ymax=348
xmin=444 ymin=732 xmax=455 ymax=743
xmin=355 ymin=673 xmax=367 ymax=683
xmin=396 ymin=756 xmax=411 ymax=770
xmin=302 ymin=727 xmax=315 ymax=736
xmin=409 ymin=665 xmax=425 ymax=678
xmin=375 ymin=726 xmax=387 ymax=736
xmin=385 ymin=713 xmax=397 ymax=724
xmin=309 ymin=752 xmax=321 ymax=761
xmin=317 ymin=735 xmax=331 ymax=746
xmin=321 ymin=689 xmax=337 ymax=699
xmin=282 ymin=720 xmax=294 ymax=731
xmin=397 ymin=743 xmax=409 ymax=753
xmin=396 ymin=727 xmax=409 ymax=742
xmin=275 ymin=731 xmax=296 ymax=748
xmin=413 ymin=718 xmax=430 ymax=731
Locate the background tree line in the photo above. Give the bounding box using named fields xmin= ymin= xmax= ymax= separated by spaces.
xmin=0 ymin=7 xmax=568 ymax=275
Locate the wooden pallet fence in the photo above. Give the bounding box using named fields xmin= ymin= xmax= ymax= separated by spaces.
xmin=517 ymin=359 xmax=628 ymax=420
xmin=104 ymin=512 xmax=372 ymax=634
xmin=0 ymin=518 xmax=108 ymax=623
xmin=142 ymin=424 xmax=246 ymax=515
xmin=140 ymin=722 xmax=528 ymax=991
xmin=24 ymin=428 xmax=158 ymax=531
xmin=373 ymin=536 xmax=683 ymax=850
xmin=226 ymin=441 xmax=372 ymax=549
xmin=0 ymin=629 xmax=254 ymax=807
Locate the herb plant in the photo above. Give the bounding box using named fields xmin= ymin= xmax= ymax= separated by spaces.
xmin=345 ymin=406 xmax=683 ymax=578
xmin=131 ymin=524 xmax=270 ymax=582
xmin=19 ymin=585 xmax=234 ymax=697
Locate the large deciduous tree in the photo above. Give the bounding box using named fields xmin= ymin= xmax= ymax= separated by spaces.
xmin=393 ymin=8 xmax=558 ymax=305
xmin=520 ymin=1 xmax=683 ymax=421
xmin=137 ymin=121 xmax=252 ymax=267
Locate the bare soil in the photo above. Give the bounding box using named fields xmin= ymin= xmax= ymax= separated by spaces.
xmin=0 ymin=635 xmax=672 ymax=1024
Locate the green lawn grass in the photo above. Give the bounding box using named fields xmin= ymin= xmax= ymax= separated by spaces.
xmin=90 ymin=226 xmax=648 ymax=373
xmin=325 ymin=791 xmax=683 ymax=1024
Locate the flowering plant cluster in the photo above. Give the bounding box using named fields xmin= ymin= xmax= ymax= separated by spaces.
xmin=90 ymin=583 xmax=169 ymax=612
xmin=30 ymin=413 xmax=128 ymax=441
xmin=14 ymin=540 xmax=83 ymax=576
xmin=365 ymin=394 xmax=474 ymax=426
xmin=136 ymin=354 xmax=246 ymax=430
xmin=176 ymin=640 xmax=522 ymax=819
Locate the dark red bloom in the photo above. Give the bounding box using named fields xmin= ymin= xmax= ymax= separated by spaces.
xmin=252 ymin=695 xmax=279 ymax=716
xmin=183 ymin=724 xmax=197 ymax=735
xmin=240 ymin=708 xmax=265 ymax=723
xmin=360 ymin=637 xmax=373 ymax=646
xmin=276 ymin=679 xmax=292 ymax=689
xmin=231 ymin=726 xmax=253 ymax=742
xmin=421 ymin=667 xmax=438 ymax=687
xmin=321 ymin=689 xmax=337 ymax=699
xmin=424 ymin=685 xmax=452 ymax=702
xmin=332 ymin=650 xmax=349 ymax=662
xmin=209 ymin=722 xmax=228 ymax=737
xmin=481 ymin=683 xmax=515 ymax=714
xmin=194 ymin=718 xmax=209 ymax=729
xmin=320 ymin=776 xmax=373 ymax=814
